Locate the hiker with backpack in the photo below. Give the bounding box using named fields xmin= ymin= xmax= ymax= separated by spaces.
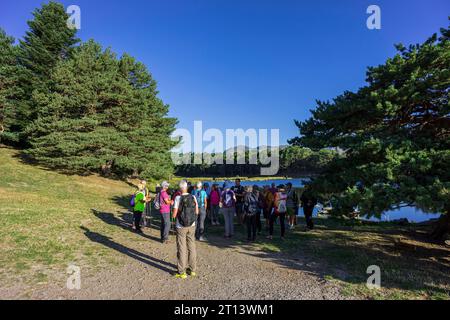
xmin=171 ymin=187 xmax=182 ymax=232
xmin=131 ymin=183 xmax=147 ymax=234
xmin=267 ymin=185 xmax=288 ymax=240
xmin=209 ymin=184 xmax=221 ymax=226
xmin=286 ymin=182 xmax=300 ymax=230
xmin=220 ymin=181 xmax=237 ymax=239
xmin=140 ymin=180 xmax=151 ymax=228
xmin=154 ymin=181 xmax=172 ymax=243
xmin=262 ymin=185 xmax=274 ymax=230
xmin=243 ymin=185 xmax=263 ymax=242
xmin=172 ymin=180 xmax=199 ymax=279
xmin=231 ymin=179 xmax=246 ymax=225
xmin=192 ymin=182 xmax=208 ymax=242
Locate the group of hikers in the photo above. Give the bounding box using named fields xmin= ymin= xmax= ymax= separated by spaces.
xmin=130 ymin=178 xmax=317 ymax=279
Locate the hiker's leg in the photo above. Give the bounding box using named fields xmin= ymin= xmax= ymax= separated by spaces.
xmin=256 ymin=210 xmax=262 ymax=233
xmin=246 ymin=215 xmax=251 ymax=239
xmin=195 ymin=207 xmax=204 ymax=239
xmin=269 ymin=214 xmax=275 ymax=236
xmin=287 ymin=208 xmax=293 ymax=226
xmin=280 ymin=213 xmax=286 ymax=237
xmin=195 ymin=215 xmax=200 ymax=239
xmin=304 ymin=208 xmax=313 ymax=229
xmin=239 ymin=204 xmax=245 ymax=224
xmin=199 ymin=207 xmax=206 ymax=237
xmin=222 ymin=208 xmax=229 ymax=236
xmin=176 ymin=228 xmax=187 ymax=274
xmin=252 ymin=215 xmax=257 ymax=239
xmin=307 ymin=208 xmax=314 ymax=229
xmin=134 ymin=211 xmax=142 ymax=231
xmin=147 ymin=204 xmax=152 ymax=226
xmin=229 ymin=208 xmax=235 ymax=236
xmin=211 ymin=205 xmax=216 ymax=224
xmin=235 ymin=204 xmax=241 ymax=224
xmin=160 ymin=213 xmax=165 ymax=239
xmin=187 ymin=225 xmax=197 ymax=272
xmin=213 ymin=205 xmax=219 ymax=224
xmin=162 ymin=212 xmax=170 ymax=240
xmin=264 ymin=209 xmax=269 ymax=229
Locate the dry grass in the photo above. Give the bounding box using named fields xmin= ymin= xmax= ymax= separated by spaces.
xmin=0 ymin=147 xmax=134 ymax=286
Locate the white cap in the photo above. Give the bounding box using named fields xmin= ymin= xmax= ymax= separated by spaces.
xmin=161 ymin=181 xmax=170 ymax=188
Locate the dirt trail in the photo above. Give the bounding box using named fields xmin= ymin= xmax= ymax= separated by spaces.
xmin=3 ymin=224 xmax=350 ymax=300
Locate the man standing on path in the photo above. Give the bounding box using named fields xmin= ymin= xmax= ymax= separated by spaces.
xmin=159 ymin=181 xmax=172 ymax=243
xmin=231 ymin=179 xmax=245 ymax=224
xmin=300 ymin=185 xmax=317 ymax=231
xmin=192 ymin=182 xmax=208 ymax=241
xmin=172 ymin=180 xmax=199 ymax=279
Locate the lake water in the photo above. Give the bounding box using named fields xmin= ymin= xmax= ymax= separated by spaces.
xmin=203 ymin=178 xmax=441 ymax=223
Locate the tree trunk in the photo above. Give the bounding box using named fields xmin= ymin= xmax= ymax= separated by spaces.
xmin=430 ymin=213 xmax=450 ymax=241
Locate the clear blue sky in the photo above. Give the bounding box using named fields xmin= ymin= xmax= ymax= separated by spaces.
xmin=1 ymin=0 xmax=449 ymax=147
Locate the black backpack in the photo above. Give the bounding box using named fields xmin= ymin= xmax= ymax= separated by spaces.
xmin=244 ymin=193 xmax=260 ymax=216
xmin=177 ymin=194 xmax=197 ymax=227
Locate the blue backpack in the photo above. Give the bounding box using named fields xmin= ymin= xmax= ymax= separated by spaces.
xmin=130 ymin=194 xmax=136 ymax=207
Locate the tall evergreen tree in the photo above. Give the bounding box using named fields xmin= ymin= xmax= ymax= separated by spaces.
xmin=0 ymin=29 xmax=19 ymax=144
xmin=291 ymin=25 xmax=450 ymax=239
xmin=12 ymin=1 xmax=79 ymax=144
xmin=27 ymin=40 xmax=178 ymax=179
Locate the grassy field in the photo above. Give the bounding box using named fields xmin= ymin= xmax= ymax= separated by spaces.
xmin=0 ymin=146 xmax=136 ymax=288
xmin=0 ymin=146 xmax=449 ymax=299
xmin=213 ymin=218 xmax=450 ymax=300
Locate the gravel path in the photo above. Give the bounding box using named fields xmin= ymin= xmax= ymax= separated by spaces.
xmin=2 ymin=224 xmax=349 ymax=300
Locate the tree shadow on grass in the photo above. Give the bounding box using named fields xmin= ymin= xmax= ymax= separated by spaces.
xmin=91 ymin=209 xmax=161 ymax=243
xmin=243 ymin=221 xmax=450 ymax=298
xmin=81 ymin=226 xmax=176 ymax=274
xmin=203 ymin=216 xmax=450 ymax=298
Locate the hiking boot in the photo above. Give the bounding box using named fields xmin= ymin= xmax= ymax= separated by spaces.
xmin=187 ymin=269 xmax=197 ymax=277
xmin=198 ymin=236 xmax=207 ymax=242
xmin=266 ymin=235 xmax=273 ymax=240
xmin=175 ymin=273 xmax=187 ymax=279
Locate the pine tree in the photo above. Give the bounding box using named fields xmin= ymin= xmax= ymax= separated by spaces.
xmin=12 ymin=1 xmax=79 ymax=144
xmin=27 ymin=40 xmax=178 ymax=179
xmin=0 ymin=28 xmax=19 ymax=144
xmin=290 ymin=25 xmax=450 ymax=239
